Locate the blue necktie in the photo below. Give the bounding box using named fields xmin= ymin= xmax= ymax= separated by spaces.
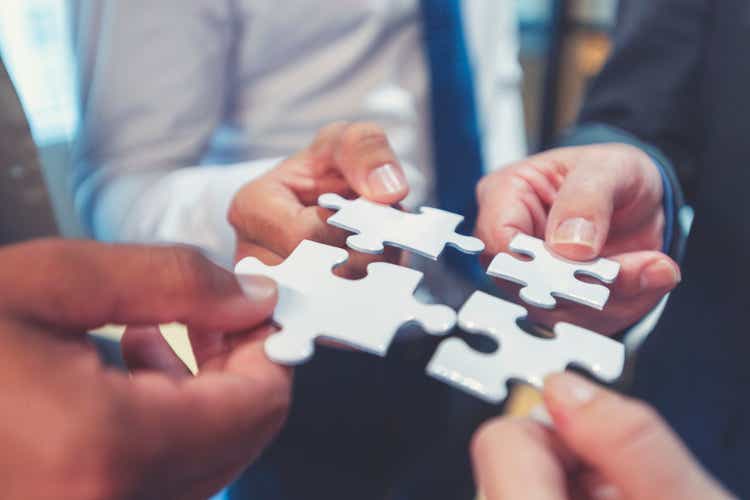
xmin=421 ymin=1 xmax=485 ymax=280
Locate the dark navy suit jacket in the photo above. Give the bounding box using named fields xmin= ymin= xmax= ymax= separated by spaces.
xmin=563 ymin=0 xmax=750 ymax=496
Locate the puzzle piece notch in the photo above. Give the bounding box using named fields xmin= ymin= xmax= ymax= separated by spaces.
xmin=487 ymin=233 xmax=620 ymax=310
xmin=427 ymin=291 xmax=624 ymax=404
xmin=318 ymin=193 xmax=485 ymax=260
xmin=235 ymin=239 xmax=457 ymax=365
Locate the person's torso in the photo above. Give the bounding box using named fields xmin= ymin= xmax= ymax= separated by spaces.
xmin=633 ymin=4 xmax=750 ymax=495
xmin=202 ymin=0 xmax=524 ymax=208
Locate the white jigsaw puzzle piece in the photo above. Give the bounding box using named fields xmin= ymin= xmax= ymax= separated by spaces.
xmin=319 ymin=193 xmax=484 ymax=260
xmin=427 ymin=291 xmax=624 ymax=404
xmin=235 ymin=240 xmax=456 ymax=365
xmin=487 ymin=233 xmax=620 ymax=310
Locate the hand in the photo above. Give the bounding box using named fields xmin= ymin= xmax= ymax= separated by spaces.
xmin=471 ymin=373 xmax=734 ymax=500
xmin=476 ymin=144 xmax=682 ymax=334
xmin=0 ymin=239 xmax=291 ymax=500
xmin=229 ymin=122 xmax=409 ymax=276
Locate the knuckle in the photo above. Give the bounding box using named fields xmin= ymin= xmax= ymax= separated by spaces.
xmin=315 ymin=121 xmax=350 ymax=142
xmin=341 ymin=122 xmax=390 ymax=153
xmin=228 ymin=180 xmax=263 ymax=233
xmin=475 ymin=172 xmax=496 ymax=199
xmin=160 ymin=246 xmax=216 ymax=301
xmin=604 ymin=143 xmax=652 ymax=174
xmin=17 ymin=239 xmax=85 ymax=272
xmin=308 ymin=122 xmax=350 ymax=157
xmin=478 ymin=166 xmax=520 ymax=193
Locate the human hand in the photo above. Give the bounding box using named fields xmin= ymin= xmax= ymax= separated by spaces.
xmin=228 ymin=122 xmax=409 ymax=276
xmin=0 ymin=239 xmax=291 ymax=500
xmin=476 ymin=144 xmax=681 ymax=334
xmin=472 ymin=372 xmax=734 ymax=500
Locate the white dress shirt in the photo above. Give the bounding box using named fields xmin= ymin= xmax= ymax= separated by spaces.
xmin=73 ymin=0 xmax=525 ymax=267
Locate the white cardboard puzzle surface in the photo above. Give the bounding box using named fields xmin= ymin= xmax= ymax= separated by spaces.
xmin=318 ymin=193 xmax=485 ymax=260
xmin=235 ymin=240 xmax=457 ymax=365
xmin=427 ymin=291 xmax=625 ymax=404
xmin=487 ymin=233 xmax=620 ymax=310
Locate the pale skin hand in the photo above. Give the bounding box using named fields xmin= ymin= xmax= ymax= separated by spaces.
xmin=476 ymin=144 xmax=682 ymax=334
xmin=0 ymin=239 xmax=292 ymax=500
xmin=228 ymin=122 xmax=409 ymax=276
xmin=472 ymin=372 xmax=736 ymax=500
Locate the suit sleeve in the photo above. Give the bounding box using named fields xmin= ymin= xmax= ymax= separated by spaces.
xmin=560 ymin=0 xmax=711 ymax=258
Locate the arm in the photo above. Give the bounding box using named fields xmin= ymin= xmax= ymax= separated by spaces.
xmin=72 ymin=0 xmax=275 ymax=265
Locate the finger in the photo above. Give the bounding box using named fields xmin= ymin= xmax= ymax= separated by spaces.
xmin=235 ymin=241 xmax=285 ymax=266
xmin=475 ymin=159 xmax=562 ymax=260
xmin=324 ymin=122 xmax=409 ymax=203
xmin=0 ymin=240 xmax=277 ymax=334
xmin=471 ymin=417 xmax=570 ymax=500
xmin=231 ymin=178 xmax=351 ymax=259
xmin=543 ymin=373 xmax=731 ymax=500
xmin=491 ymin=251 xmax=679 ymax=336
xmin=234 ymin=200 xmax=399 ymax=280
xmin=121 ymin=326 xmax=191 ymax=379
xmin=127 ymin=327 xmax=292 ymax=477
xmin=333 ymin=245 xmax=401 ymax=279
xmin=608 ymin=251 xmax=681 ymax=299
xmin=577 ymin=471 xmax=624 ymax=500
xmin=545 ymin=145 xmax=659 ymax=261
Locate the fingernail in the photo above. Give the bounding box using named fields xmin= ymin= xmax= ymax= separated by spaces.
xmin=640 ymin=259 xmax=681 ymax=290
xmin=552 ymin=217 xmax=597 ymax=249
xmin=236 ymin=275 xmax=278 ymax=302
xmin=530 ymin=404 xmax=553 ymax=427
xmin=368 ymin=164 xmax=407 ymax=197
xmin=545 ymin=372 xmax=598 ymax=411
xmin=591 ymin=483 xmax=623 ymax=500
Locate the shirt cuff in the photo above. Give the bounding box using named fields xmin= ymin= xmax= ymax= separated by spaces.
xmin=651 ymin=155 xmax=675 ymax=255
xmin=94 ymin=158 xmax=281 ymax=268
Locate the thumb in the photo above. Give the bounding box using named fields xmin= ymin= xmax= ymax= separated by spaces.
xmin=543 ymin=373 xmax=732 ymax=500
xmin=545 ymin=145 xmax=656 ymax=261
xmin=308 ymin=122 xmax=409 ymax=203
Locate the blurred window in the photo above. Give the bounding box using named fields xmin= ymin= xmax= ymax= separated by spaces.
xmin=0 ymin=0 xmax=78 ymax=146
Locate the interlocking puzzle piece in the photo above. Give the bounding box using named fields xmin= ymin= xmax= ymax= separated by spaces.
xmin=427 ymin=291 xmax=624 ymax=404
xmin=487 ymin=233 xmax=620 ymax=310
xmin=235 ymin=240 xmax=456 ymax=365
xmin=318 ymin=193 xmax=485 ymax=260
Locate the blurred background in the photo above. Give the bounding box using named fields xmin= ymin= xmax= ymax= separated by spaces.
xmin=0 ymin=0 xmax=618 ymax=239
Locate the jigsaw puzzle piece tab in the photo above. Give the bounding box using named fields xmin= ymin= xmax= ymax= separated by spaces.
xmin=235 ymin=239 xmax=457 ymax=365
xmin=487 ymin=233 xmax=620 ymax=310
xmin=416 ymin=207 xmax=486 ymax=255
xmin=318 ymin=192 xmax=350 ymax=211
xmin=318 ymin=193 xmax=484 ymax=260
xmin=235 ymin=238 xmax=349 ymax=279
xmin=427 ymin=291 xmax=624 ymax=404
xmin=364 ymin=262 xmax=456 ymax=335
xmin=319 ymin=193 xmax=400 ymax=254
